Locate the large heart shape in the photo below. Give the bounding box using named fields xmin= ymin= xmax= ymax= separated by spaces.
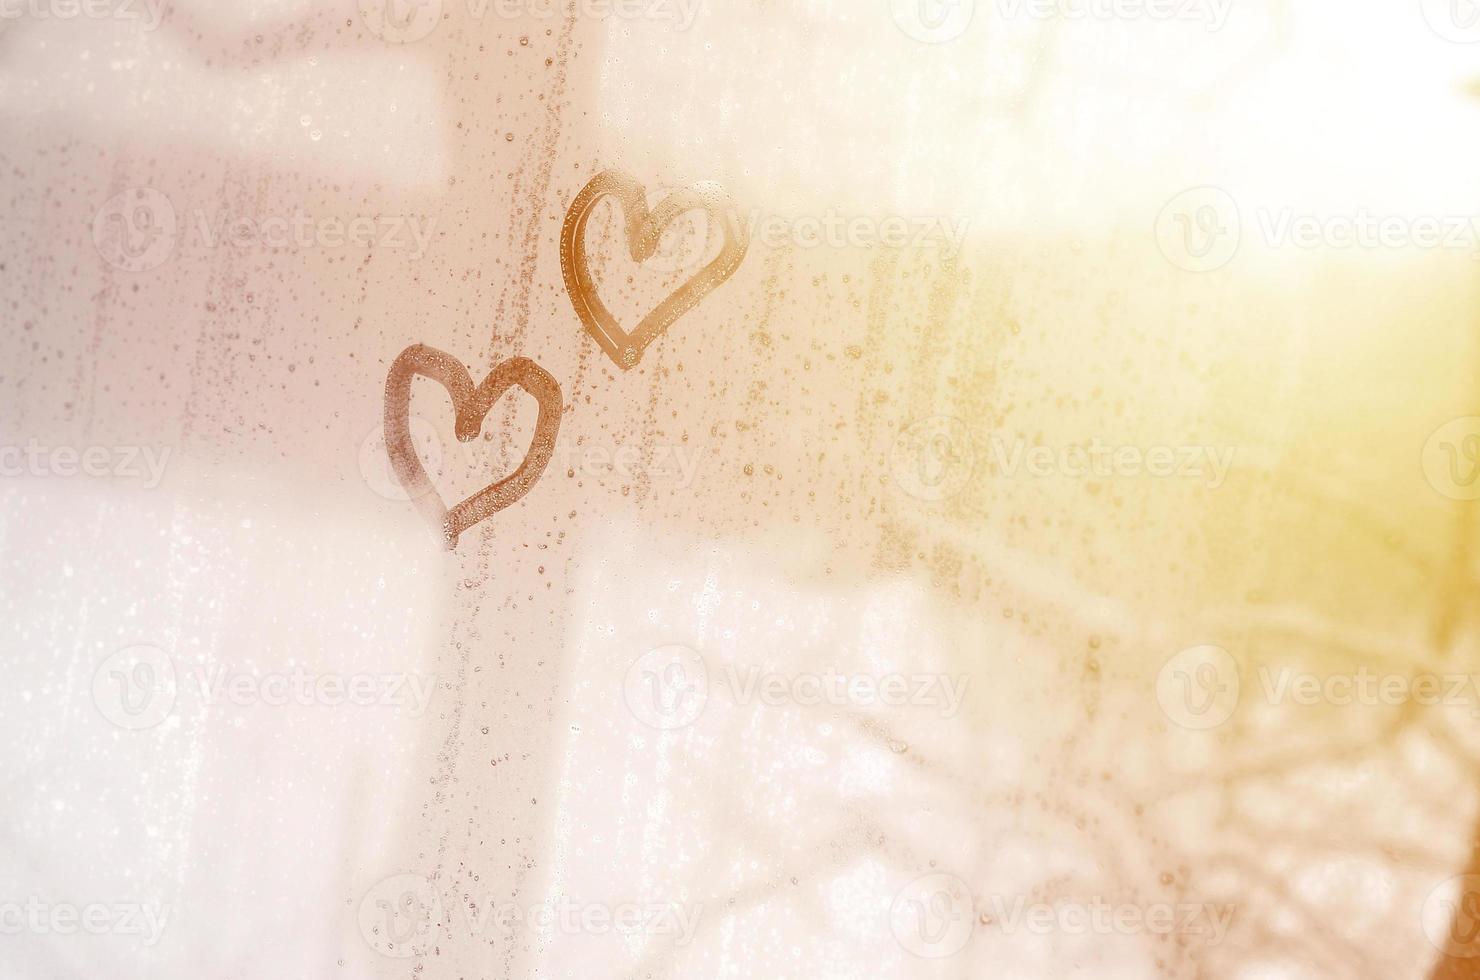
xmin=560 ymin=170 xmax=749 ymax=370
xmin=383 ymin=344 xmax=562 ymax=550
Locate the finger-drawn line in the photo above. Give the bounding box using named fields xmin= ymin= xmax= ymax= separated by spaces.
xmin=383 ymin=344 xmax=562 ymax=549
xmin=560 ymin=169 xmax=748 ymax=371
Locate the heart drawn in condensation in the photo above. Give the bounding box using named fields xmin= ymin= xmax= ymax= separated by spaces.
xmin=383 ymin=344 xmax=562 ymax=550
xmin=561 ymin=170 xmax=749 ymax=370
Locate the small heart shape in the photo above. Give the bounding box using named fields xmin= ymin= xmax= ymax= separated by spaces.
xmin=383 ymin=344 xmax=562 ymax=550
xmin=561 ymin=170 xmax=749 ymax=370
